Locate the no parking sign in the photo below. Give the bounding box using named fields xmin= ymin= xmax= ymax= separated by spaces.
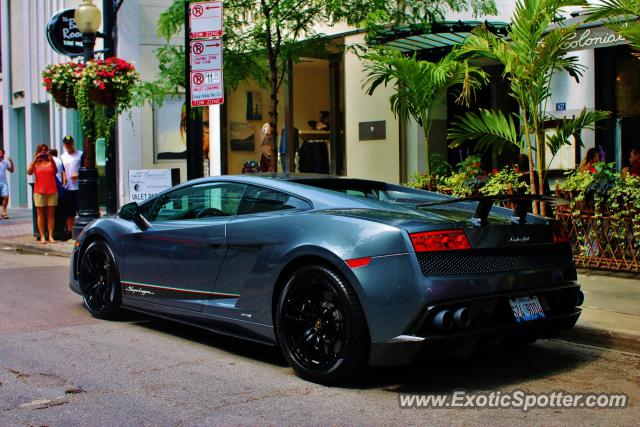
xmin=188 ymin=1 xmax=224 ymax=107
xmin=190 ymin=70 xmax=224 ymax=106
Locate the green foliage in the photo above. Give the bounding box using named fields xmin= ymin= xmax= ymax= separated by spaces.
xmin=75 ymin=58 xmax=141 ymax=144
xmin=480 ymin=167 xmax=529 ymax=196
xmin=363 ymin=49 xmax=487 ymax=177
xmin=558 ymin=162 xmax=618 ymax=209
xmin=439 ymin=155 xmax=486 ymax=197
xmin=429 ymin=152 xmax=451 ymax=177
xmin=449 ymin=109 xmax=520 ymax=154
xmin=441 ymin=170 xmax=475 ymax=197
xmin=448 ymin=0 xmax=610 ymax=206
xmin=354 ymin=0 xmax=497 ymax=43
xmin=545 ymin=109 xmax=611 ymax=157
xmin=406 ymin=153 xmax=451 ymax=189
xmin=559 ymin=165 xmax=640 ymax=247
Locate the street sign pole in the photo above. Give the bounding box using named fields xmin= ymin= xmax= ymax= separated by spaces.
xmin=185 ymin=1 xmax=204 ymax=180
xmin=209 ymin=104 xmax=221 ymax=176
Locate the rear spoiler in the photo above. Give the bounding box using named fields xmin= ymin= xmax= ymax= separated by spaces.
xmin=417 ymin=194 xmax=569 ymax=226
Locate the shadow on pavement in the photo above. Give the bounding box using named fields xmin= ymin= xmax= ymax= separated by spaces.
xmin=116 ymin=309 xmax=597 ymax=390
xmin=122 ymin=313 xmax=287 ymax=367
xmin=351 ymin=341 xmax=598 ymax=392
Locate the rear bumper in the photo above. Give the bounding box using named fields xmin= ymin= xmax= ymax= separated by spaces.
xmin=368 ymin=283 xmax=582 ymax=367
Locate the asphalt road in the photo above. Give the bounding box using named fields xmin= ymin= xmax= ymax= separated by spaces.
xmin=0 ymin=251 xmax=638 ymax=426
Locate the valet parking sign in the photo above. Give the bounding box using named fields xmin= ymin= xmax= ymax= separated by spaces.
xmin=189 ymin=1 xmax=224 ymax=106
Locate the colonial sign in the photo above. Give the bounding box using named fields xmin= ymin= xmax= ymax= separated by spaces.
xmin=46 ymin=8 xmax=83 ymax=56
xmin=561 ymin=26 xmax=628 ymax=52
xmin=190 ymin=69 xmax=224 ymax=106
xmin=128 ymin=169 xmax=173 ymax=202
xmin=189 ymin=1 xmax=224 ymax=39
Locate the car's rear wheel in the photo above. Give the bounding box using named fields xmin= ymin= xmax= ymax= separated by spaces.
xmin=276 ymin=265 xmax=369 ymax=384
xmin=79 ymin=240 xmax=121 ymax=319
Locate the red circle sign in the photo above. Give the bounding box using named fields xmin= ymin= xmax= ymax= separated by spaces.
xmin=193 ymin=73 xmax=204 ymax=85
xmin=192 ymin=5 xmax=204 ymax=17
xmin=193 ymin=42 xmax=204 ymax=55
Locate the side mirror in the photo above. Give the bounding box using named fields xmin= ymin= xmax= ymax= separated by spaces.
xmin=119 ymin=202 xmax=140 ymax=221
xmin=119 ymin=202 xmax=151 ymax=230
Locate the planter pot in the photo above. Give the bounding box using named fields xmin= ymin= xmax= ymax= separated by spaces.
xmin=51 ymin=87 xmax=77 ymax=109
xmin=88 ymin=86 xmax=116 ymax=107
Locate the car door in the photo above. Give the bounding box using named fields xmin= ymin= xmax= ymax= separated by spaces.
xmin=205 ymin=184 xmax=312 ymax=317
xmin=122 ymin=181 xmax=246 ymax=311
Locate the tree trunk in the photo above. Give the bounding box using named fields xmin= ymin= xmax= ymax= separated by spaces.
xmin=533 ymin=119 xmax=547 ymax=217
xmin=423 ymin=121 xmax=431 ymax=190
xmin=522 ymin=118 xmax=539 ymax=215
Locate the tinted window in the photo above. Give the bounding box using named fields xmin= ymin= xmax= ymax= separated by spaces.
xmin=237 ymin=185 xmax=310 ymax=215
xmin=148 ymin=182 xmax=246 ymax=222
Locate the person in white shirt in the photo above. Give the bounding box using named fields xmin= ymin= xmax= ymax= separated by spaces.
xmin=60 ymin=136 xmax=83 ymax=233
xmin=50 ymin=148 xmax=65 ymax=185
xmin=0 ymin=148 xmax=15 ymax=219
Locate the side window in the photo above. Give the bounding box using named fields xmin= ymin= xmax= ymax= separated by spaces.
xmin=238 ymin=185 xmax=311 ymax=215
xmin=147 ymin=182 xmax=246 ymax=222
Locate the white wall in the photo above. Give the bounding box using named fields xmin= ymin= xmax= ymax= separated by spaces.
xmin=545 ymin=49 xmax=596 ymax=169
xmin=344 ymin=33 xmax=400 ymax=183
xmin=117 ymin=0 xmax=177 ymax=204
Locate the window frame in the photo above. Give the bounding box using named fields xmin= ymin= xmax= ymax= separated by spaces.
xmin=235 ymin=183 xmax=313 ymax=217
xmin=145 ymin=181 xmax=248 ymax=223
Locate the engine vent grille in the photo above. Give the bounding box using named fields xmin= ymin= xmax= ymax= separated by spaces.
xmin=416 ymin=246 xmax=573 ymax=276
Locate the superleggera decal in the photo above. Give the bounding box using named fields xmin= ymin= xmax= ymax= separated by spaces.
xmin=122 ymin=281 xmax=239 ymax=298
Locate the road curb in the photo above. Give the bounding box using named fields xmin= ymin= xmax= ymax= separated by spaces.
xmin=558 ymin=325 xmax=640 ymax=354
xmin=0 ymin=239 xmax=72 ymax=258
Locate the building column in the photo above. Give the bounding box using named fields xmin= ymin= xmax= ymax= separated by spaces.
xmin=116 ymin=0 xmax=142 ymax=204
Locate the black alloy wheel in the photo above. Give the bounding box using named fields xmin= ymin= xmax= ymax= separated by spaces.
xmin=276 ymin=265 xmax=369 ymax=384
xmin=79 ymin=240 xmax=121 ymax=319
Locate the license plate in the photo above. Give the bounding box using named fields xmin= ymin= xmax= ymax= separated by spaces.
xmin=509 ymin=296 xmax=545 ymax=323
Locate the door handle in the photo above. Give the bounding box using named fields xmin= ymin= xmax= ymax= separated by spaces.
xmin=206 ymin=237 xmax=225 ymax=248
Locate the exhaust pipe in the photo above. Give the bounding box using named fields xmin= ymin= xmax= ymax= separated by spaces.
xmin=575 ymin=290 xmax=585 ymax=307
xmin=432 ymin=310 xmax=453 ymax=330
xmin=453 ymin=307 xmax=471 ymax=329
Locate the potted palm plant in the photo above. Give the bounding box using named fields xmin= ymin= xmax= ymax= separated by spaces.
xmin=363 ymin=49 xmax=488 ymax=186
xmin=447 ymin=0 xmax=609 ymax=216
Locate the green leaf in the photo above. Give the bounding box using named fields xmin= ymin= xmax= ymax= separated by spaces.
xmin=546 ymin=109 xmax=610 ymax=156
xmin=448 ymin=109 xmax=520 ymax=155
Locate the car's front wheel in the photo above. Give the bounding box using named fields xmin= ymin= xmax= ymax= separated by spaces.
xmin=79 ymin=240 xmax=121 ymax=319
xmin=276 ymin=265 xmax=369 ymax=384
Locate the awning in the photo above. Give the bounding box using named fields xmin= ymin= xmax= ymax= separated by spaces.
xmin=369 ymin=20 xmax=509 ymax=60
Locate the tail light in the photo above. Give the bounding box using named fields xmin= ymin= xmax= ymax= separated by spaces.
xmin=552 ymin=222 xmax=570 ymax=244
xmin=410 ymin=229 xmax=471 ymax=252
xmin=345 ymin=257 xmax=372 ymax=269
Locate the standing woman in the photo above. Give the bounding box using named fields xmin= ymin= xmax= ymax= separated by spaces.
xmin=27 ymin=144 xmax=58 ymax=244
xmin=579 ymin=148 xmax=601 ymax=173
xmin=259 ymin=123 xmax=273 ymax=172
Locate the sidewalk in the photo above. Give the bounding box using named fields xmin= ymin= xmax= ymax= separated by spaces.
xmin=1 ymin=216 xmax=638 ymax=353
xmin=558 ymin=271 xmax=640 ymax=354
xmin=0 ymin=208 xmax=75 ymax=257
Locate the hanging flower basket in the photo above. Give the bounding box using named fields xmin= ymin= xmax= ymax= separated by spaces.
xmin=74 ymin=57 xmax=141 ymax=143
xmin=51 ymin=87 xmax=78 ymax=109
xmin=81 ymin=57 xmax=139 ymax=108
xmin=87 ymin=86 xmax=117 ymax=107
xmin=41 ymin=62 xmax=84 ymax=109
